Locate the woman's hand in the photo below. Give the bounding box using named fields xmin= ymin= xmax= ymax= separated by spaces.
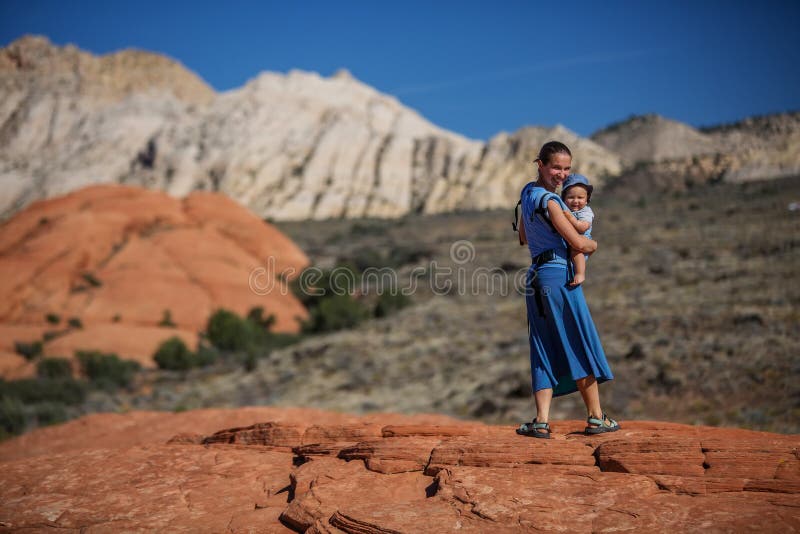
xmin=548 ymin=200 xmax=597 ymax=254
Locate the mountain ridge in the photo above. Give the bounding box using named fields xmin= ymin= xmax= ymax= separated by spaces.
xmin=2 ymin=35 xmax=798 ymax=220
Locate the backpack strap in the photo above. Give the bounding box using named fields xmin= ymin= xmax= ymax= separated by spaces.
xmin=531 ymin=190 xmax=559 ymax=233
xmin=512 ymin=182 xmax=535 ymax=232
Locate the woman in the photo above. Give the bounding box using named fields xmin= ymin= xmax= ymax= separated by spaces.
xmin=516 ymin=141 xmax=619 ymax=438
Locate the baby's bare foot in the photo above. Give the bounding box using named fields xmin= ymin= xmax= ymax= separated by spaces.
xmin=570 ymin=273 xmax=585 ymax=286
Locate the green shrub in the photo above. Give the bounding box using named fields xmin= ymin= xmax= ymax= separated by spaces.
xmin=0 ymin=378 xmax=87 ymax=405
xmin=45 ymin=313 xmax=61 ymax=325
xmin=37 ymin=357 xmax=73 ymax=379
xmin=291 ymin=266 xmax=370 ymax=334
xmin=374 ymin=292 xmax=411 ymax=318
xmin=153 ymin=337 xmax=195 ymax=371
xmin=206 ymin=309 xmax=259 ymax=352
xmin=0 ymin=395 xmax=26 ymax=438
xmin=247 ymin=307 xmax=276 ymax=330
xmin=291 ymin=266 xmax=359 ymax=308
xmin=68 ymin=317 xmax=83 ymax=329
xmin=14 ymin=340 xmax=43 ymax=360
xmin=33 ymin=402 xmax=69 ymax=427
xmin=195 ymin=343 xmax=218 ymax=367
xmin=43 ymin=330 xmax=66 ymax=342
xmin=76 ymin=350 xmax=140 ymax=390
xmin=158 ymin=310 xmax=177 ymax=328
xmin=243 ymin=352 xmax=258 ymax=373
xmin=304 ymin=294 xmax=369 ymax=333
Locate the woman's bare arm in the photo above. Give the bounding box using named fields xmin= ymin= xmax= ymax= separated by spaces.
xmin=548 ymin=200 xmax=596 ymax=254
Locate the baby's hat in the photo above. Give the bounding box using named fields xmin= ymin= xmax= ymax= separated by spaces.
xmin=561 ymin=174 xmax=593 ymax=200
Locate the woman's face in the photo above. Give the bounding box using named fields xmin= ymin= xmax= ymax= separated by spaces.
xmin=538 ymin=153 xmax=572 ymax=192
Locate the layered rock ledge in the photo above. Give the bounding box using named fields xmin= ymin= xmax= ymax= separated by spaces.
xmin=1 ymin=408 xmax=798 ymax=532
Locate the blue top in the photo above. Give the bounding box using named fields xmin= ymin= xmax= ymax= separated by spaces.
xmin=520 ymin=183 xmax=569 ymax=266
xmin=572 ymin=205 xmax=594 ymax=240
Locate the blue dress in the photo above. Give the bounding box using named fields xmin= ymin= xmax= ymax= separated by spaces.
xmin=520 ymin=184 xmax=613 ymax=397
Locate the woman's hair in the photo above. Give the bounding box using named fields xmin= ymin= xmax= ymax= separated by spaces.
xmin=535 ymin=141 xmax=572 ymax=165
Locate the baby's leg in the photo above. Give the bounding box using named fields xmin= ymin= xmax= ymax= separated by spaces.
xmin=570 ymin=248 xmax=586 ymax=286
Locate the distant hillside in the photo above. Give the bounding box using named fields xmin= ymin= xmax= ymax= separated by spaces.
xmin=0 ymin=184 xmax=309 ymax=379
xmin=0 ymin=36 xmax=620 ymax=221
xmin=590 ymin=113 xmax=721 ymax=163
xmin=592 ymin=112 xmax=800 ymax=193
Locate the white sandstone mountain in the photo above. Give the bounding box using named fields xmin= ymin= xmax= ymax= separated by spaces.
xmin=0 ymin=36 xmax=621 ymax=220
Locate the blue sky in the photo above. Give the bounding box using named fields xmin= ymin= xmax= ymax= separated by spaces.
xmin=2 ymin=0 xmax=799 ymax=140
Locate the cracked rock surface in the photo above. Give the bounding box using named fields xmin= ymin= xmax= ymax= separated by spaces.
xmin=1 ymin=408 xmax=797 ymax=532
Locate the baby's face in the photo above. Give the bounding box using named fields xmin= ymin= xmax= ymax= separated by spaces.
xmin=564 ymin=186 xmax=589 ymax=211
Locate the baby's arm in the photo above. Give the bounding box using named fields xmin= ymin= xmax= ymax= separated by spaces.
xmin=563 ymin=210 xmax=591 ymax=234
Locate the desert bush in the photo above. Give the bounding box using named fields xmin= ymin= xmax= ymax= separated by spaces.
xmin=33 ymin=402 xmax=69 ymax=426
xmin=37 ymin=357 xmax=73 ymax=379
xmin=206 ymin=309 xmax=258 ymax=352
xmin=76 ymin=350 xmax=140 ymax=390
xmin=247 ymin=307 xmax=276 ymax=330
xmin=42 ymin=330 xmax=66 ymax=342
xmin=45 ymin=313 xmax=61 ymax=324
xmin=68 ymin=317 xmax=83 ymax=329
xmin=304 ymin=294 xmax=369 ymax=333
xmin=14 ymin=340 xmax=43 ymax=360
xmin=158 ymin=310 xmax=177 ymax=328
xmin=153 ymin=337 xmax=195 ymax=370
xmin=0 ymin=395 xmax=26 ymax=438
xmin=0 ymin=378 xmax=87 ymax=405
xmin=195 ymin=343 xmax=219 ymax=367
xmin=292 ymin=266 xmax=370 ymax=334
xmin=374 ymin=292 xmax=411 ymax=318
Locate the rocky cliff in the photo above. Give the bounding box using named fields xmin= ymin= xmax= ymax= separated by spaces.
xmin=0 ymin=408 xmax=797 ymax=532
xmin=0 ymin=184 xmax=309 ymax=379
xmin=592 ymin=112 xmax=800 ymax=194
xmin=0 ymin=36 xmax=621 ymax=221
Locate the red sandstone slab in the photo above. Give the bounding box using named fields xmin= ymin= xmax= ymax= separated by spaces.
xmin=204 ymin=421 xmax=306 ymax=450
xmin=302 ymin=423 xmax=384 ymax=444
xmin=0 ymin=444 xmax=293 ymax=531
xmin=328 ymin=500 xmax=504 ymax=533
xmin=649 ymin=474 xmax=746 ymax=494
xmin=426 ymin=432 xmax=596 ymax=475
xmin=701 ymin=436 xmax=800 ymax=479
xmin=595 ymin=437 xmax=706 ymax=476
xmin=338 ymin=436 xmax=442 ymax=474
xmin=380 ymin=423 xmax=487 ymax=438
xmin=280 ymin=456 xmax=430 ymax=532
xmin=0 ymin=407 xmax=360 ymax=462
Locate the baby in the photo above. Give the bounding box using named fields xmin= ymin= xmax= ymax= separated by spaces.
xmin=561 ymin=174 xmax=594 ymax=286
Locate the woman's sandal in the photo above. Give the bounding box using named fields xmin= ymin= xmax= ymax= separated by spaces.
xmin=516 ymin=418 xmax=551 ymax=439
xmin=584 ymin=413 xmax=620 ymax=435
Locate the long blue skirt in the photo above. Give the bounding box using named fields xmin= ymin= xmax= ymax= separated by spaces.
xmin=525 ymin=263 xmax=613 ymax=397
